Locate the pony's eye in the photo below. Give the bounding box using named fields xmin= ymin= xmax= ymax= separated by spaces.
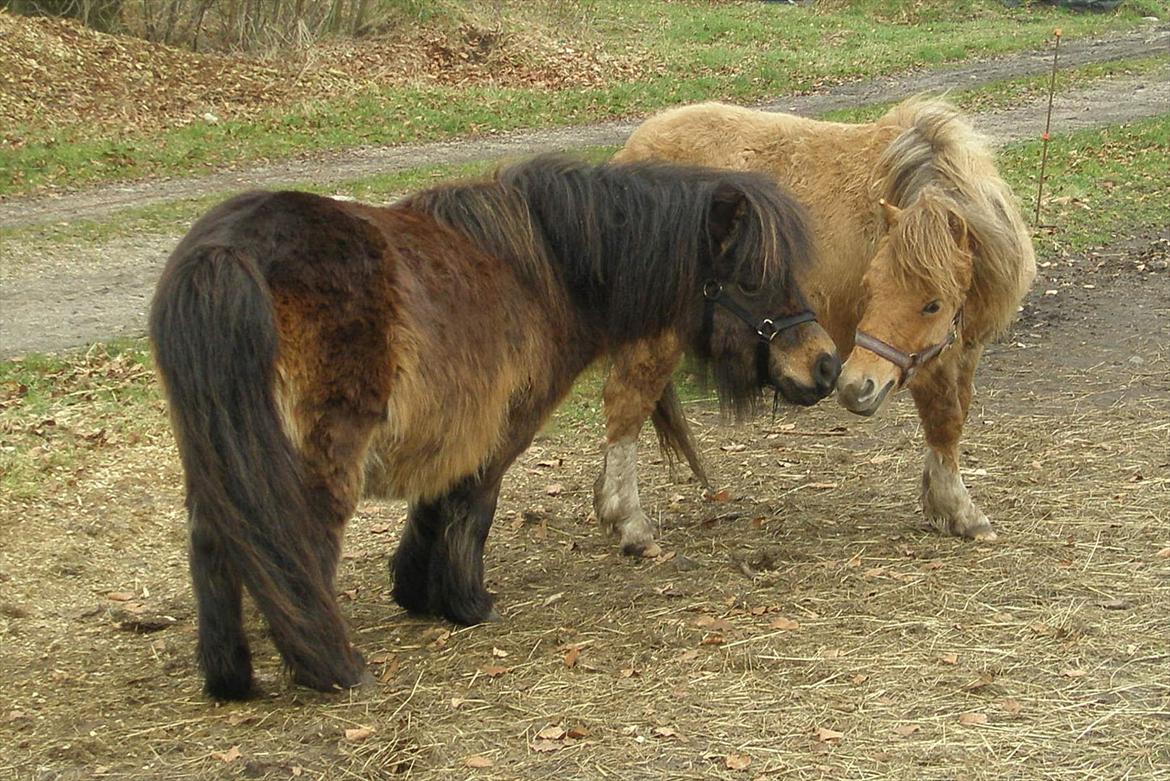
xmin=922 ymin=300 xmax=942 ymax=315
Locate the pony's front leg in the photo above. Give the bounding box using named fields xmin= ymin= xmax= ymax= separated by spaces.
xmin=909 ymin=344 xmax=995 ymax=541
xmin=594 ymin=437 xmax=658 ymax=557
xmin=595 ymin=335 xmax=683 ymax=558
xmin=392 ymin=475 xmax=502 ymax=626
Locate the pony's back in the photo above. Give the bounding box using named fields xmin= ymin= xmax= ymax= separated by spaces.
xmin=403 ymin=154 xmax=815 ymax=341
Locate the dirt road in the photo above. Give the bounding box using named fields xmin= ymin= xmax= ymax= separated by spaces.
xmin=0 ymin=27 xmax=1167 ymax=358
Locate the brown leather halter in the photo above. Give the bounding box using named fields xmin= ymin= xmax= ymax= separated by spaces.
xmin=853 ymin=309 xmax=963 ymax=388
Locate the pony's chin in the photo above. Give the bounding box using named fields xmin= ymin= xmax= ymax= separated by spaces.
xmin=772 ymin=377 xmax=828 ymax=407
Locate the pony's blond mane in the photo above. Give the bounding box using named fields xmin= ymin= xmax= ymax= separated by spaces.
xmin=872 ymin=97 xmax=1036 ymax=340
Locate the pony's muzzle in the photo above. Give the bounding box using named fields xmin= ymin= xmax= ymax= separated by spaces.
xmin=814 ymin=352 xmax=842 ymax=396
xmin=837 ymin=374 xmax=894 ymax=416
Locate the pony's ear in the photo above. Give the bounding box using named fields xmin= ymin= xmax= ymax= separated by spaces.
xmin=707 ymin=185 xmax=748 ymax=250
xmin=947 ymin=209 xmax=971 ymax=251
xmin=878 ymin=198 xmax=902 ymax=228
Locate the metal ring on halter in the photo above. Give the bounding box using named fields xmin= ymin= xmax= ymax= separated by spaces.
xmin=757 ymin=318 xmax=778 ymax=341
xmin=703 ymin=280 xmax=723 ymax=300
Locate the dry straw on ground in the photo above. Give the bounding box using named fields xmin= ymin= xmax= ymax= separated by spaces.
xmin=0 ymin=238 xmax=1167 ymax=779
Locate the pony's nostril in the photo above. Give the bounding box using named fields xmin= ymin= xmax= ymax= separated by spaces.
xmin=815 ymin=353 xmax=842 ymax=393
xmin=859 ymin=378 xmax=876 ymax=399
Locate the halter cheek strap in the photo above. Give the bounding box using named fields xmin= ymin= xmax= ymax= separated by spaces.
xmin=702 ymin=280 xmax=818 ymax=342
xmin=853 ymin=309 xmax=963 ymax=388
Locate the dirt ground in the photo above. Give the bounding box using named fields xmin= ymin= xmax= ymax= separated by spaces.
xmin=1 ymin=16 xmax=1168 ymax=780
xmin=1 ymin=222 xmax=1167 ymax=779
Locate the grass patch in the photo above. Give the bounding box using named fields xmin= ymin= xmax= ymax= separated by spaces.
xmin=2 ymin=0 xmax=1157 ymax=196
xmin=1000 ymin=113 xmax=1170 ymax=254
xmin=0 ymin=341 xmax=161 ymax=499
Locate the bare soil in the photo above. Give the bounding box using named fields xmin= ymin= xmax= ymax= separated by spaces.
xmin=0 ymin=229 xmax=1166 ymax=780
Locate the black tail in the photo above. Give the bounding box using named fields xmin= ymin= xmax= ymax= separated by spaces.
xmin=650 ymin=381 xmax=709 ymax=488
xmin=149 ymin=245 xmax=363 ymax=699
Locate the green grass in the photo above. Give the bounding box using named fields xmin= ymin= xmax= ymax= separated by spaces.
xmin=1000 ymin=112 xmax=1170 ymax=254
xmin=0 ymin=341 xmax=160 ymax=498
xmin=2 ymin=0 xmax=1161 ymax=197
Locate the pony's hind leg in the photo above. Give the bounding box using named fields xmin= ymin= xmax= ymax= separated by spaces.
xmin=392 ymin=475 xmax=502 ymax=625
xmin=595 ymin=335 xmax=684 ymax=557
xmin=189 ymin=505 xmax=254 ymax=700
xmin=281 ymin=409 xmax=386 ymax=691
xmin=910 ymin=344 xmax=995 ymax=541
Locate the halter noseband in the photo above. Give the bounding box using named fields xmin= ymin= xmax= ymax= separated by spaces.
xmin=853 ymin=309 xmax=963 ymax=388
xmin=702 ymin=280 xmax=818 ymax=342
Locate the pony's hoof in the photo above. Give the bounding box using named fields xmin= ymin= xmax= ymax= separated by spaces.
xmin=926 ymin=509 xmax=996 ymax=541
xmin=620 ymin=540 xmax=662 ymax=558
xmin=437 ymin=589 xmax=498 ymax=626
xmin=204 ymin=673 xmax=258 ymax=702
xmin=356 ymin=669 xmax=379 ymax=691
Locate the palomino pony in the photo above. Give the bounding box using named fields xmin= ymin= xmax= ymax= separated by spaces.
xmin=150 ymin=154 xmax=839 ymax=699
xmin=615 ymin=97 xmax=1036 ymax=542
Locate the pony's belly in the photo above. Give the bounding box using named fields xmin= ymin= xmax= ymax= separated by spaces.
xmin=361 ymin=415 xmax=503 ymax=503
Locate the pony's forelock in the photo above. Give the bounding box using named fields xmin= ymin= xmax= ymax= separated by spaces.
xmin=874 ymin=97 xmax=1036 ymax=339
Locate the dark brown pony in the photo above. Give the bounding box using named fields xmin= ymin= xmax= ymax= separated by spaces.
xmin=149 ymin=154 xmax=839 ymax=700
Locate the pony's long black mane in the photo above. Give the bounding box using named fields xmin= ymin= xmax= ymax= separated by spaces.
xmin=401 ymin=154 xmax=813 ymax=342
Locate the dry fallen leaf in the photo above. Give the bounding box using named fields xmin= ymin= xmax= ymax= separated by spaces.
xmin=566 ymin=725 xmax=590 ymax=739
xmin=536 ymin=725 xmax=566 ymax=741
xmin=1001 ymin=698 xmax=1023 ymax=715
xmin=491 ymin=647 xmax=509 ymax=658
xmin=563 ymin=646 xmax=580 ymax=668
xmin=701 ymin=632 xmax=726 ymax=646
xmin=464 ymin=755 xmax=493 ymax=768
xmin=939 ymin=652 xmax=958 ymax=665
xmin=893 ymin=724 xmax=920 ymax=738
xmin=815 ymin=726 xmax=844 ymax=743
xmin=694 ymin=615 xmax=733 ymax=632
xmin=768 ymin=616 xmax=799 ymax=631
xmin=725 ymin=753 xmax=752 ymax=771
xmin=653 ymin=726 xmax=680 ymax=739
xmin=1061 ymin=668 xmax=1087 ymax=678
xmin=958 ymin=712 xmax=988 ymax=726
xmin=344 ymin=726 xmax=375 ymax=742
xmin=708 ymin=489 xmax=732 ymax=503
xmin=531 ymin=739 xmax=560 ymax=753
xmin=106 ymin=591 xmax=136 ymax=602
xmin=480 ymin=665 xmax=507 ymax=678
xmin=1156 ymin=546 xmax=1170 ymax=559
xmin=211 ymin=746 xmax=241 ymax=763
xmin=545 ymin=483 xmax=564 ymax=496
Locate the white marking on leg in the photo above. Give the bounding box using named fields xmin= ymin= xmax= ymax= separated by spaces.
xmin=594 ymin=438 xmax=660 ymax=557
xmin=920 ymin=449 xmax=996 ymax=541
